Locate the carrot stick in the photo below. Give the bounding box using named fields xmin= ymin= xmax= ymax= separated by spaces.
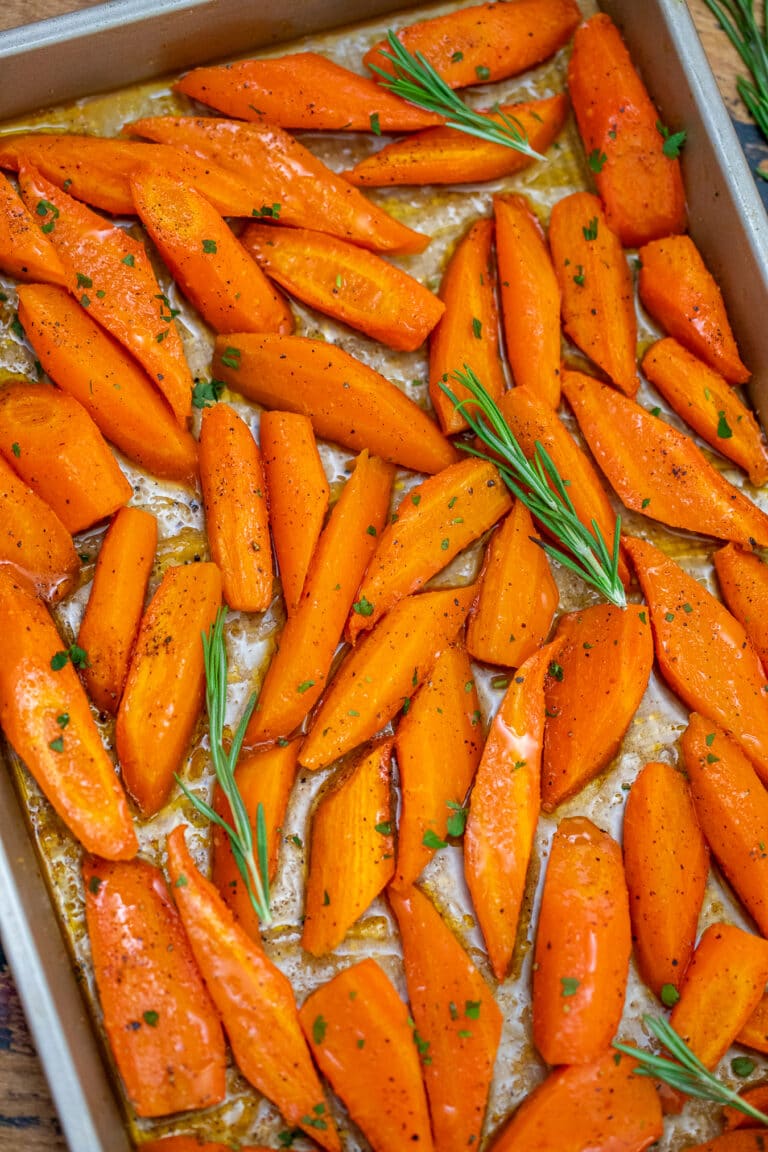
xmin=495 ymin=193 xmax=561 ymax=407
xmin=115 ymin=562 xmax=221 ymax=816
xmin=244 ymin=450 xmax=393 ymax=746
xmin=0 ymin=170 xmax=68 ymax=286
xmin=738 ymin=993 xmax=768 ymax=1054
xmin=623 ymin=761 xmax=709 ymax=999
xmin=301 ymin=740 xmax=394 ymax=957
xmin=390 ymin=885 xmax=502 ymax=1152
xmin=393 ymin=643 xmax=483 ymax=891
xmin=259 ymin=411 xmax=329 ymax=617
xmin=563 ymin=369 xmax=768 ymax=546
xmin=465 ymin=639 xmax=563 ymax=980
xmin=642 ymin=338 xmax=768 ymax=487
xmin=567 ymin=12 xmax=687 ymax=247
xmin=0 ymin=566 xmax=137 ymax=859
xmin=198 ymin=403 xmax=273 ymax=614
xmin=549 ymin=193 xmax=638 ymax=396
xmin=724 ymin=1085 xmax=768 ymax=1129
xmin=541 ymin=603 xmax=654 ymax=812
xmin=298 ymin=583 xmax=477 ymax=771
xmin=714 ymin=543 xmax=768 ymax=671
xmin=0 ymin=454 xmax=79 ymax=602
xmin=165 ymin=825 xmax=340 ymax=1151
xmin=346 ymin=456 xmax=511 ymax=643
xmin=83 ymin=855 xmax=226 ymax=1117
xmin=466 ymin=500 xmax=558 ymax=668
xmin=212 ymin=333 xmax=458 ymax=474
xmin=77 ymin=507 xmax=157 ymax=715
xmin=16 ymin=284 xmax=199 ymax=485
xmin=0 ymin=380 xmax=132 ymax=534
xmin=125 ymin=116 xmax=429 ymax=255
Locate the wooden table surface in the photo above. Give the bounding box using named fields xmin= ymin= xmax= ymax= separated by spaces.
xmin=0 ymin=1 xmax=765 ymax=1149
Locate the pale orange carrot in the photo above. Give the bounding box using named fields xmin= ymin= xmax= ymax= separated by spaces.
xmin=0 ymin=170 xmax=68 ymax=286
xmin=738 ymin=994 xmax=768 ymax=1055
xmin=0 ymin=454 xmax=79 ymax=602
xmin=714 ymin=543 xmax=768 ymax=671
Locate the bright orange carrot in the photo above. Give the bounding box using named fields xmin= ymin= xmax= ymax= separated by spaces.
xmin=244 ymin=450 xmax=393 ymax=746
xmin=623 ymin=761 xmax=709 ymax=998
xmin=495 ymin=194 xmax=561 ymax=407
xmin=549 ymin=192 xmax=638 ymax=396
xmin=212 ymin=333 xmax=458 ymax=474
xmin=16 ymin=284 xmax=199 ymax=484
xmin=738 ymin=993 xmax=768 ymax=1054
xmin=0 ymin=454 xmax=79 ymax=602
xmin=466 ymin=501 xmax=559 ymax=668
xmin=347 ymin=456 xmax=510 ymax=643
xmin=465 ymin=639 xmax=563 ymax=980
xmin=642 ymin=338 xmax=768 ymax=487
xmin=390 ymin=885 xmax=502 ymax=1152
xmin=393 ymin=643 xmax=482 ymax=890
xmin=299 ymin=584 xmax=477 ymax=771
xmin=624 ymin=536 xmax=768 ymax=783
xmin=115 ymin=563 xmax=221 ymax=816
xmin=83 ymin=855 xmax=226 ymax=1117
xmin=638 ymin=234 xmax=749 ymax=384
xmin=0 ymin=381 xmax=131 ymax=534
xmin=0 ymin=171 xmax=68 ymax=286
xmin=724 ymin=1085 xmax=768 ymax=1129
xmin=259 ymin=411 xmax=329 ymax=616
xmin=0 ymin=566 xmax=137 ymax=859
xmin=567 ymin=12 xmax=687 ymax=247
xmin=165 ymin=825 xmax=340 ymax=1151
xmin=428 ymin=217 xmax=506 ymax=434
xmin=541 ymin=604 xmax=654 ymax=811
xmin=17 ymin=164 xmax=193 ymax=426
xmin=199 ymin=403 xmax=273 ymax=614
xmin=302 ymin=740 xmax=394 ymax=957
xmin=715 ymin=543 xmax=768 ymax=671
xmin=125 ymin=116 xmax=429 ymax=255
xmin=77 ymin=507 xmax=157 ymax=714
xmin=563 ymin=369 xmax=768 ymax=546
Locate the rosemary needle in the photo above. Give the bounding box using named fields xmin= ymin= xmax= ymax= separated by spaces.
xmin=701 ymin=0 xmax=768 ymax=147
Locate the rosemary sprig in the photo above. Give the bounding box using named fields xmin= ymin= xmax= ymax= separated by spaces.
xmin=175 ymin=608 xmax=271 ymax=927
xmin=701 ymin=0 xmax=768 ymax=145
xmin=614 ymin=1014 xmax=768 ymax=1126
xmin=371 ymin=31 xmax=545 ymax=162
xmin=442 ymin=367 xmax=626 ymax=609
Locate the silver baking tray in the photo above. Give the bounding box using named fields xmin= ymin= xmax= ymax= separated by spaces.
xmin=1 ymin=2 xmax=767 ymax=1151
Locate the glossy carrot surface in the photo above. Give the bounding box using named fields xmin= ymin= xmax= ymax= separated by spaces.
xmin=0 ymin=170 xmax=68 ymax=286
xmin=715 ymin=543 xmax=768 ymax=671
xmin=0 ymin=453 xmax=79 ymax=602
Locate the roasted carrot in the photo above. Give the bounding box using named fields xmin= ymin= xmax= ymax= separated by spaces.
xmin=199 ymin=403 xmax=273 ymax=614
xmin=567 ymin=12 xmax=687 ymax=247
xmin=165 ymin=825 xmax=340 ymax=1151
xmin=299 ymin=584 xmax=477 ymax=771
xmin=125 ymin=116 xmax=429 ymax=255
xmin=77 ymin=507 xmax=157 ymax=714
xmin=724 ymin=1085 xmax=768 ymax=1129
xmin=0 ymin=454 xmax=79 ymax=602
xmin=495 ymin=194 xmax=561 ymax=407
xmin=244 ymin=450 xmax=393 ymax=746
xmin=115 ymin=562 xmax=221 ymax=816
xmin=428 ymin=217 xmax=506 ymax=434
xmin=624 ymin=536 xmax=768 ymax=784
xmin=466 ymin=501 xmax=559 ymax=668
xmin=623 ymin=761 xmax=709 ymax=998
xmin=0 ymin=566 xmax=137 ymax=859
xmin=393 ymin=643 xmax=482 ymax=891
xmin=346 ymin=456 xmax=511 ymax=643
xmin=465 ymin=640 xmax=563 ymax=981
xmin=714 ymin=543 xmax=768 ymax=671
xmin=83 ymin=855 xmax=226 ymax=1117
xmin=300 ymin=958 xmax=433 ymax=1152
xmin=549 ymin=192 xmax=638 ymax=396
xmin=259 ymin=411 xmax=329 ymax=616
xmin=302 ymin=740 xmax=394 ymax=957
xmin=638 ymin=234 xmax=749 ymax=384
xmin=541 ymin=603 xmax=654 ymax=811
xmin=642 ymin=338 xmax=768 ymax=488
xmin=738 ymin=993 xmax=768 ymax=1054
xmin=344 ymin=95 xmax=568 ymax=186
xmin=563 ymin=369 xmax=768 ymax=546
xmin=212 ymin=333 xmax=458 ymax=474
xmin=16 ymin=284 xmax=199 ymax=484
xmin=0 ymin=170 xmax=68 ymax=286
xmin=0 ymin=381 xmax=131 ymax=534
xmin=390 ymin=885 xmax=502 ymax=1152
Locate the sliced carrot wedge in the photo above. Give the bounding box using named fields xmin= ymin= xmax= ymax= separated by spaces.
xmin=724 ymin=1084 xmax=768 ymax=1129
xmin=541 ymin=603 xmax=654 ymax=811
xmin=165 ymin=826 xmax=340 ymax=1151
xmin=0 ymin=566 xmax=137 ymax=859
xmin=393 ymin=643 xmax=482 ymax=890
xmin=0 ymin=170 xmax=68 ymax=286
xmin=0 ymin=454 xmax=79 ymax=602
xmin=301 ymin=740 xmax=394 ymax=957
xmin=715 ymin=543 xmax=768 ymax=670
xmin=83 ymin=855 xmax=226 ymax=1117
xmin=212 ymin=333 xmax=458 ymax=474
xmin=738 ymin=994 xmax=768 ymax=1055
